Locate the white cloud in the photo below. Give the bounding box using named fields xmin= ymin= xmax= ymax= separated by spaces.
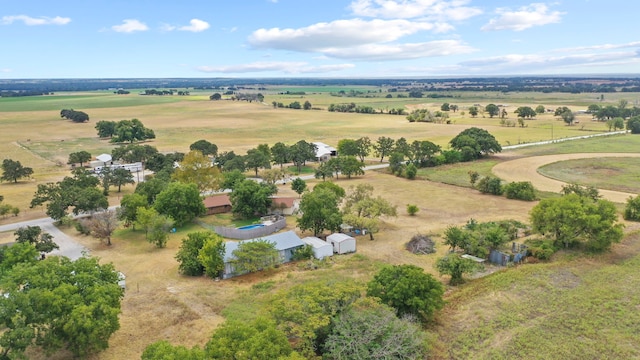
xmin=160 ymin=23 xmax=177 ymax=32
xmin=1 ymin=68 xmax=12 ymax=73
xmin=1 ymin=15 xmax=71 ymax=26
xmin=349 ymin=0 xmax=482 ymax=21
xmin=482 ymin=3 xmax=564 ymax=31
xmin=197 ymin=61 xmax=355 ymax=74
xmin=322 ymin=39 xmax=476 ymax=61
xmin=112 ymin=19 xmax=149 ymax=33
xmin=558 ymin=41 xmax=640 ymax=52
xmin=249 ymin=18 xmax=450 ymax=53
xmin=179 ymin=19 xmax=210 ymax=32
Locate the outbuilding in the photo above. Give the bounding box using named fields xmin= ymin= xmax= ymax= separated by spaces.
xmin=326 ymin=233 xmax=356 ymax=254
xmin=301 ymin=236 xmax=333 ymax=260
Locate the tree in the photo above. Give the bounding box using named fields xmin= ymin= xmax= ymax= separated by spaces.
xmin=409 ymin=140 xmax=441 ymax=167
xmin=172 ymin=150 xmax=222 ymax=193
xmin=314 ymin=162 xmax=334 ymax=181
xmin=176 ymin=231 xmax=209 ymax=276
xmin=388 ymin=152 xmax=405 ymax=175
xmin=136 ymin=207 xmax=174 ymax=247
xmin=337 ymin=139 xmax=359 ymax=157
xmin=373 ymin=136 xmax=395 ymax=162
xmin=95 ymin=120 xmax=117 ymax=138
xmin=514 ymin=106 xmax=536 ymax=119
xmin=535 ymin=105 xmax=546 ymax=114
xmin=354 ymin=136 xmax=371 ymax=162
xmin=561 ymin=183 xmax=601 ymax=201
xmin=407 ymin=204 xmax=419 ymax=216
xmin=1 ymin=159 xmax=33 ymax=183
xmin=117 ymin=193 xmax=148 ymax=229
xmin=624 ymin=195 xmax=640 ymax=221
xmin=134 ymin=176 xmax=168 ymax=205
xmin=142 ymin=340 xmax=204 ymax=360
xmin=443 ymin=225 xmax=468 ymax=251
xmin=303 ymin=100 xmax=312 ymax=110
xmin=14 ymin=226 xmax=59 ymax=253
xmin=313 ymin=181 xmax=346 ymax=198
xmin=289 ymin=140 xmax=316 ymax=174
xmin=61 ymin=109 xmax=89 ymax=123
xmin=530 ymin=193 xmax=624 ymax=251
xmin=503 ymin=181 xmax=537 ymax=201
xmin=231 ymin=239 xmax=280 ymax=275
xmin=229 ymin=179 xmax=276 ymax=219
xmin=441 ymin=102 xmax=450 ymax=111
xmin=298 ymin=187 xmax=343 ymax=236
xmin=189 ymin=140 xmax=218 ymax=157
xmin=0 ymin=256 xmax=123 ymax=359
xmin=30 ymin=169 xmax=108 ymax=221
xmin=154 ymin=182 xmax=204 ymax=227
xmin=291 ymin=177 xmax=307 ymax=197
xmin=336 ymin=156 xmax=365 ymax=179
xmin=627 ymin=116 xmax=640 ymax=134
xmin=476 ymin=176 xmax=503 ymax=195
xmin=485 ymin=103 xmax=499 ymax=118
xmin=268 ymin=280 xmax=362 ymax=355
xmin=220 ymin=169 xmax=246 ymax=191
xmin=436 ymin=254 xmax=481 ymax=285
xmin=342 ymin=184 xmax=397 ymax=240
xmin=84 ymin=209 xmax=119 ymax=246
xmin=468 ymin=106 xmax=479 ymax=117
xmin=67 ymin=151 xmax=92 ymax=167
xmin=406 ymin=108 xmax=434 ymax=122
xmin=323 ymin=298 xmax=427 ymax=360
xmin=560 ymin=109 xmax=575 ymax=125
xmin=112 ymin=144 xmax=159 ymax=166
xmin=449 ymin=127 xmax=502 ymax=160
xmin=245 ymin=147 xmax=271 ymax=177
xmin=271 ymin=142 xmax=290 ymax=168
xmin=260 ymin=168 xmax=286 ymax=185
xmin=210 ymin=93 xmax=221 ymax=100
xmin=107 ymin=168 xmax=135 ymax=192
xmin=366 ymin=264 xmax=445 ymax=322
xmin=205 ymin=318 xmax=293 ymax=359
xmin=197 ymin=233 xmax=226 ymax=278
xmin=111 ymin=119 xmax=155 ymax=143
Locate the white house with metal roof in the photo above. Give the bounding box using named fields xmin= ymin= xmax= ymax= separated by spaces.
xmin=311 ymin=142 xmax=337 ymax=162
xmin=222 ymin=230 xmax=305 ymax=279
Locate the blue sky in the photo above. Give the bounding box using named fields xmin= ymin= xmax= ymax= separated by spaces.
xmin=1 ymin=0 xmax=638 ymax=78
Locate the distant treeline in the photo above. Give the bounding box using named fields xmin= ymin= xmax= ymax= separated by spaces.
xmin=1 ymin=76 xmax=640 ymax=93
xmin=0 ymin=90 xmax=52 ymax=97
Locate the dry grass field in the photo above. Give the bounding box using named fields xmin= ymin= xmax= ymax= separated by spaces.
xmin=2 ymin=89 xmax=640 ymax=359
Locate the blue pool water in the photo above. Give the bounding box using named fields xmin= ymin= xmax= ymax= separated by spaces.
xmin=237 ymin=224 xmax=265 ymax=230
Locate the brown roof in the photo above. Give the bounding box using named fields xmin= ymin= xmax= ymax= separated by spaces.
xmin=270 ymin=197 xmax=297 ymax=208
xmin=203 ymin=194 xmax=231 ymax=208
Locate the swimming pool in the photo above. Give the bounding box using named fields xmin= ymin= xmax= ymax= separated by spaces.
xmin=237 ymin=224 xmax=265 ymax=230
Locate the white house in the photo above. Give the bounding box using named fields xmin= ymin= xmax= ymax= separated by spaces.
xmin=326 ymin=233 xmax=356 ymax=254
xmin=311 ymin=142 xmax=337 ymax=162
xmin=222 ymin=230 xmax=305 ymax=279
xmin=301 ymin=236 xmax=334 ymax=260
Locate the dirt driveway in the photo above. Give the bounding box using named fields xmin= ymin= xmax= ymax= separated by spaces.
xmin=492 ymin=152 xmax=640 ymax=203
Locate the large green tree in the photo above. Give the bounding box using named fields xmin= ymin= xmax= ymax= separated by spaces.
xmin=176 ymin=231 xmax=210 ymax=276
xmin=13 ymin=226 xmax=59 ymax=253
xmin=485 ymin=103 xmax=499 ymax=118
xmin=530 ymin=193 xmax=623 ymax=251
xmin=436 ymin=254 xmax=481 ymax=285
xmin=153 ymin=182 xmax=205 ymax=227
xmin=270 ymin=142 xmax=290 ymax=168
xmin=204 ymin=318 xmax=294 ymax=359
xmin=197 ymin=233 xmax=226 ymax=278
xmin=245 ymin=147 xmax=272 ymax=177
xmin=297 ymin=187 xmax=343 ymax=236
xmin=367 ymin=264 xmax=445 ymax=322
xmin=1 ymin=159 xmax=33 ymax=183
xmin=231 ymin=240 xmax=280 ymax=275
xmin=0 ymin=256 xmax=123 ymax=359
xmin=449 ymin=127 xmax=502 ymax=160
xmin=117 ymin=193 xmax=148 ymax=229
xmin=289 ymin=140 xmax=316 ymax=174
xmin=95 ymin=120 xmax=117 ymax=138
xmin=67 ymin=151 xmax=92 ymax=167
xmin=229 ymin=179 xmax=276 ymax=219
xmin=323 ymin=298 xmax=427 ymax=360
xmin=189 ymin=139 xmax=218 ymax=157
xmin=30 ymin=169 xmax=108 ymax=220
xmin=342 ymin=184 xmax=397 ymax=240
xmin=111 ymin=119 xmax=155 ymax=143
xmin=172 ymin=150 xmax=222 ymax=193
xmin=142 ymin=341 xmax=203 ymax=360
xmin=373 ymin=136 xmax=395 ymax=162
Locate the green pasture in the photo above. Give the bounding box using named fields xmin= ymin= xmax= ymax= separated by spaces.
xmin=0 ymin=93 xmax=183 ymax=112
xmin=538 ymin=157 xmax=640 ymax=194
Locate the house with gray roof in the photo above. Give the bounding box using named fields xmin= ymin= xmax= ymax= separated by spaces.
xmin=222 ymin=230 xmax=304 ymax=279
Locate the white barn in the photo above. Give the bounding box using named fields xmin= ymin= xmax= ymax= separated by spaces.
xmin=326 ymin=233 xmax=356 ymax=254
xmin=301 ymin=236 xmax=333 ymax=260
xmin=311 ymin=142 xmax=337 ymax=162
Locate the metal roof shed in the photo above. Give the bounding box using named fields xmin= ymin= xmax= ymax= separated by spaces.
xmin=326 ymin=233 xmax=356 ymax=254
xmin=301 ymin=236 xmax=333 ymax=260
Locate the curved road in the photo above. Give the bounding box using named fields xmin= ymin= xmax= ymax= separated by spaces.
xmin=492 ymin=152 xmax=640 ymax=203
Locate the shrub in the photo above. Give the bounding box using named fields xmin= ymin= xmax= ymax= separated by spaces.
xmin=526 ymin=238 xmax=557 ymax=260
xmin=624 ymin=195 xmax=640 ymax=221
xmin=292 ymin=244 xmax=314 ymax=261
xmin=476 ymin=176 xmax=503 ymax=195
xmin=405 ymin=163 xmax=417 ymax=179
xmin=503 ymin=181 xmax=537 ymax=201
xmin=406 ymin=204 xmax=419 ymax=216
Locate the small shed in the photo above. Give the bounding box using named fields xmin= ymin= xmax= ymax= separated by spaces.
xmin=326 ymin=233 xmax=356 ymax=254
xmin=203 ymin=194 xmax=232 ymax=215
xmin=301 ymin=236 xmax=333 ymax=260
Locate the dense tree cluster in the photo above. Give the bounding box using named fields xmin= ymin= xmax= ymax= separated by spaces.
xmin=60 ymin=108 xmax=89 ymax=122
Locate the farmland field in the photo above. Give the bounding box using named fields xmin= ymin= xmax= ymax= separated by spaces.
xmin=2 ymin=87 xmax=640 ymax=359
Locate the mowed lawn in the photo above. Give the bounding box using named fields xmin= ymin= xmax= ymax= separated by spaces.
xmin=538 ymin=157 xmax=640 ymax=194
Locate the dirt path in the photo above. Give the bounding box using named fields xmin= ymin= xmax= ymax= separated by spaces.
xmin=492 ymin=152 xmax=640 ymax=203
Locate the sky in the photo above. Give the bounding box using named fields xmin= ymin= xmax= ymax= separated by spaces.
xmin=1 ymin=0 xmax=639 ymax=79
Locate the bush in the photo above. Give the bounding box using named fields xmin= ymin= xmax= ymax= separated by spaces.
xmin=624 ymin=195 xmax=640 ymax=221
xmin=405 ymin=163 xmax=417 ymax=179
xmin=526 ymin=238 xmax=557 ymax=260
xmin=476 ymin=176 xmax=503 ymax=195
xmin=503 ymin=181 xmax=537 ymax=201
xmin=292 ymin=244 xmax=314 ymax=261
xmin=406 ymin=204 xmax=419 ymax=216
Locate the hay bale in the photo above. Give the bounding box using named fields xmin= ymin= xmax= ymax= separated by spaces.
xmin=406 ymin=234 xmax=435 ymax=255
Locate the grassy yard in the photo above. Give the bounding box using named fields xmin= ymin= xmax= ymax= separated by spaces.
xmin=538 ymin=157 xmax=640 ymax=194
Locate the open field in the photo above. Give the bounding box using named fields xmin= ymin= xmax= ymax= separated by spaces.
xmin=538 ymin=157 xmax=640 ymax=194
xmin=3 ymin=88 xmax=640 ymax=359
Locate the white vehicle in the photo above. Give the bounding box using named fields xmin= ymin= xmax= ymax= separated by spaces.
xmin=117 ymin=272 xmax=126 ymax=290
